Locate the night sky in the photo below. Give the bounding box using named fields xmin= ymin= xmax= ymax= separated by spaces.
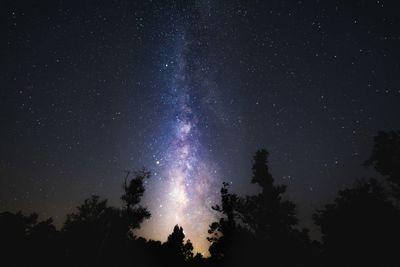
xmin=1 ymin=0 xmax=400 ymax=255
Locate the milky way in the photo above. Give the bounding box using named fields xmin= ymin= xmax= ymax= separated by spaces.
xmin=137 ymin=33 xmax=218 ymax=255
xmin=3 ymin=0 xmax=400 ymax=259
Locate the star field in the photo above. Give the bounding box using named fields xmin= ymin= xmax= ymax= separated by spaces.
xmin=1 ymin=0 xmax=400 ymax=255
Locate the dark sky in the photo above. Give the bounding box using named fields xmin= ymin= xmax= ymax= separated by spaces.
xmin=1 ymin=0 xmax=400 ymax=254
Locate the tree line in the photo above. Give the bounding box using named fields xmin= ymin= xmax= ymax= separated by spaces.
xmin=1 ymin=131 xmax=400 ymax=266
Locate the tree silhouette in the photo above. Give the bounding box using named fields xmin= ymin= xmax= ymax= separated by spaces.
xmin=365 ymin=131 xmax=400 ymax=198
xmin=164 ymin=225 xmax=194 ymax=266
xmin=237 ymin=149 xmax=314 ymax=266
xmin=239 ymin=149 xmax=298 ymax=237
xmin=29 ymin=217 xmax=60 ymax=266
xmin=182 ymin=239 xmax=194 ymax=261
xmin=189 ymin=252 xmax=206 ymax=267
xmin=62 ymin=169 xmax=151 ymax=266
xmin=121 ymin=168 xmax=151 ymax=230
xmin=207 ymin=181 xmax=249 ymax=265
xmin=314 ymin=178 xmax=400 ymax=266
xmin=208 ymin=149 xmax=315 ymax=266
xmin=62 ymin=195 xmax=118 ymax=266
xmin=0 ymin=211 xmax=59 ymax=266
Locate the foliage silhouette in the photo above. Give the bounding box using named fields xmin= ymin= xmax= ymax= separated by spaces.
xmin=2 ymin=135 xmax=400 ymax=266
xmin=163 ymin=225 xmax=195 ymax=266
xmin=208 ymin=149 xmax=317 ymax=267
xmin=0 ymin=211 xmax=61 ymax=267
xmin=207 ymin=182 xmax=260 ymax=267
xmin=314 ymin=178 xmax=400 ymax=266
xmin=61 ymin=169 xmax=152 ymax=266
xmin=62 ymin=195 xmax=123 ymax=266
xmin=121 ymin=169 xmax=151 ymax=229
xmin=365 ymin=131 xmax=400 ymax=199
xmin=238 ymin=149 xmax=316 ymax=266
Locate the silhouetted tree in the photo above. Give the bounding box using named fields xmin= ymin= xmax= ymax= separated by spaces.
xmin=314 ymin=178 xmax=400 ymax=266
xmin=121 ymin=168 xmax=151 ymax=230
xmin=207 ymin=182 xmax=246 ymax=264
xmin=29 ymin=217 xmax=60 ymax=266
xmin=164 ymin=225 xmax=194 ymax=266
xmin=62 ymin=169 xmax=151 ymax=266
xmin=189 ymin=253 xmax=206 ymax=267
xmin=208 ymin=149 xmax=316 ymax=266
xmin=182 ymin=239 xmax=194 ymax=261
xmin=0 ymin=211 xmax=59 ymax=267
xmin=239 ymin=149 xmax=298 ymax=236
xmin=237 ymin=149 xmax=314 ymax=266
xmin=365 ymin=131 xmax=400 ymax=198
xmin=62 ymin=195 xmax=118 ymax=266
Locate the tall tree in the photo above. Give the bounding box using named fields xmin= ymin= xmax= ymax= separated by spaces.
xmin=208 ymin=149 xmax=314 ymax=266
xmin=240 ymin=149 xmax=298 ymax=238
xmin=237 ymin=149 xmax=312 ymax=266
